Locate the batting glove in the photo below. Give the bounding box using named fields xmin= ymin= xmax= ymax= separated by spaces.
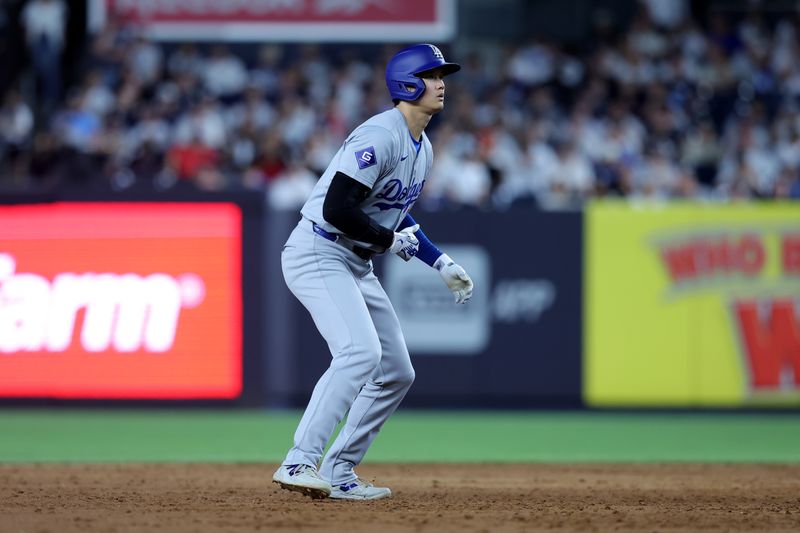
xmin=434 ymin=253 xmax=473 ymax=304
xmin=388 ymin=224 xmax=420 ymax=261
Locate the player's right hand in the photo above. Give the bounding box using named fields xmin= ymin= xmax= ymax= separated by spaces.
xmin=388 ymin=224 xmax=420 ymax=261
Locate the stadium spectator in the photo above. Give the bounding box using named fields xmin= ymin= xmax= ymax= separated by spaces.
xmin=19 ymin=0 xmax=67 ymax=112
xmin=202 ymin=44 xmax=248 ymax=102
xmin=166 ymin=131 xmax=220 ymax=184
xmin=127 ymin=35 xmax=163 ymax=87
xmin=51 ymin=89 xmax=102 ymax=155
xmin=253 ymin=130 xmax=289 ymax=184
xmin=0 ymin=89 xmax=33 ymax=184
xmin=427 ymin=125 xmax=492 ymax=209
xmin=267 ymin=156 xmax=318 ymax=209
xmin=167 ymin=43 xmax=204 ymax=79
xmin=546 ymin=140 xmax=596 ymax=208
xmin=680 ymin=120 xmax=723 ymax=188
xmin=172 ymin=97 xmax=227 ymax=149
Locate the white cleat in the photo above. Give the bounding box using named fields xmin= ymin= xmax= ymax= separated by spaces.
xmin=273 ymin=464 xmax=332 ymax=499
xmin=329 ymin=478 xmax=392 ymax=501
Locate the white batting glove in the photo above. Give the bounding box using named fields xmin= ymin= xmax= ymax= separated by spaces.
xmin=388 ymin=224 xmax=420 ymax=261
xmin=434 ymin=253 xmax=473 ymax=304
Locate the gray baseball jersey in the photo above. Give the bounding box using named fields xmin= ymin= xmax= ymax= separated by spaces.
xmin=301 ymin=107 xmax=432 ymax=251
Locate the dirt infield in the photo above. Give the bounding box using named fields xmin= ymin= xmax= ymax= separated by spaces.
xmin=1 ymin=463 xmax=799 ymax=532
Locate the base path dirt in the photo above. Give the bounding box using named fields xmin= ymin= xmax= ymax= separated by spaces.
xmin=1 ymin=464 xmax=799 ymax=532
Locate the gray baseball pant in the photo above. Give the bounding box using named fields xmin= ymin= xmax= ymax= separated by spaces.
xmin=280 ymin=218 xmax=415 ymax=485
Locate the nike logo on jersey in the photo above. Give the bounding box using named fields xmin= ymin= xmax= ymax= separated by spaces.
xmin=400 ymin=154 xmax=408 ymax=161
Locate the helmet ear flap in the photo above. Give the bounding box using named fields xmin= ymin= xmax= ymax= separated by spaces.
xmin=389 ymin=77 xmax=425 ymax=101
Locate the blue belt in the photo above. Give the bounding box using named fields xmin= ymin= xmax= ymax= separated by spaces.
xmin=311 ymin=222 xmax=337 ymax=242
xmin=312 ymin=222 xmax=374 ymax=261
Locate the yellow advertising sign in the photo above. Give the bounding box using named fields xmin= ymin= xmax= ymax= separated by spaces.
xmin=585 ymin=201 xmax=800 ymax=407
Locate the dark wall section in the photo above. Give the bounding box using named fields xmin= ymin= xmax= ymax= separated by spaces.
xmin=284 ymin=209 xmax=584 ymax=408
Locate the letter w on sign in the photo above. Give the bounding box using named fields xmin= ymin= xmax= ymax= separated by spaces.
xmin=734 ymin=299 xmax=800 ymax=390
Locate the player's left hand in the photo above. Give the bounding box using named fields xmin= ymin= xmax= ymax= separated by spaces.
xmin=389 ymin=224 xmax=420 ymax=262
xmin=434 ymin=253 xmax=473 ymax=304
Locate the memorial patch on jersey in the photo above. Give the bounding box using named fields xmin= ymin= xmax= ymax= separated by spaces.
xmin=355 ymin=147 xmax=377 ymax=169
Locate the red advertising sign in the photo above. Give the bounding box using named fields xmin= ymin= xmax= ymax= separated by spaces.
xmin=90 ymin=0 xmax=455 ymax=41
xmin=0 ymin=203 xmax=242 ymax=399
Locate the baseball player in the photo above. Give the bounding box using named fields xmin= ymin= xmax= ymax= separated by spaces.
xmin=273 ymin=44 xmax=473 ymax=501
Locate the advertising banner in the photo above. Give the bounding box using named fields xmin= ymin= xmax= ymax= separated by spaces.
xmin=585 ymin=202 xmax=800 ymax=407
xmin=90 ymin=0 xmax=456 ymax=41
xmin=0 ymin=203 xmax=242 ymax=399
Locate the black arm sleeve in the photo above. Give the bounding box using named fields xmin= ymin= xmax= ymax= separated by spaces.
xmin=323 ymin=171 xmax=394 ymax=249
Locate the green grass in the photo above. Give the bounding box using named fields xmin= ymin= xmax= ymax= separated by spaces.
xmin=1 ymin=410 xmax=798 ymax=463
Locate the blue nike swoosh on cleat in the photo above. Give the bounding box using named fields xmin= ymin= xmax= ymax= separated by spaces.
xmin=400 ymin=154 xmax=408 ymax=161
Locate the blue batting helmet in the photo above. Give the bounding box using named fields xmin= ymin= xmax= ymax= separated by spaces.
xmin=385 ymin=44 xmax=461 ymax=102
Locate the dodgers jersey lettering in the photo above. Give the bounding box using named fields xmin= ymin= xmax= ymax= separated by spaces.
xmin=301 ymin=108 xmax=433 ymax=251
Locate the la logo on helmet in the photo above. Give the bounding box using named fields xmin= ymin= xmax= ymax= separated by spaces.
xmin=428 ymin=45 xmax=444 ymax=60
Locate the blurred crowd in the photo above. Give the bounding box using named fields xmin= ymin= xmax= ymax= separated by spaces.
xmin=2 ymin=0 xmax=800 ymax=209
